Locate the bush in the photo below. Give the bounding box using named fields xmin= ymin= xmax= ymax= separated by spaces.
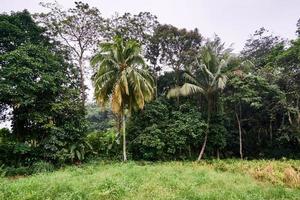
xmin=128 ymin=100 xmax=207 ymax=160
xmin=5 ymin=166 xmax=32 ymax=176
xmin=3 ymin=161 xmax=55 ymax=176
xmin=85 ymin=129 xmax=120 ymax=159
xmin=0 ymin=164 xmax=7 ymax=177
xmin=32 ymin=161 xmax=55 ymax=174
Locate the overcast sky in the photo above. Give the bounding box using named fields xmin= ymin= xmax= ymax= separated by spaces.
xmin=1 ymin=0 xmax=300 ymax=52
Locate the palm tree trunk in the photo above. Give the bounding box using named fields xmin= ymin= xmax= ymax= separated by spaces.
xmin=197 ymin=96 xmax=211 ymax=161
xmin=122 ymin=112 xmax=127 ymax=162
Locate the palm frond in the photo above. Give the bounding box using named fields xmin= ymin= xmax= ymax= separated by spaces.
xmin=167 ymin=83 xmax=204 ymax=98
xmin=92 ymin=35 xmax=154 ymax=114
xmin=111 ymin=83 xmax=122 ymax=114
xmin=180 ymin=83 xmax=204 ymax=96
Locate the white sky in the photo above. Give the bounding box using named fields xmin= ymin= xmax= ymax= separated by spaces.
xmin=1 ymin=0 xmax=300 ymax=128
xmin=1 ymin=0 xmax=300 ymax=51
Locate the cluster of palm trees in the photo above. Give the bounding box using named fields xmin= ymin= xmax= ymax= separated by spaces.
xmin=91 ymin=36 xmax=232 ymax=161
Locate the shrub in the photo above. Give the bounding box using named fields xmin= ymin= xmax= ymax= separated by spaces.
xmin=32 ymin=161 xmax=55 ymax=174
xmin=283 ymin=167 xmax=300 ymax=188
xmin=128 ymin=100 xmax=207 ymax=160
xmin=0 ymin=164 xmax=7 ymax=177
xmin=85 ymin=129 xmax=120 ymax=159
xmin=5 ymin=166 xmax=32 ymax=176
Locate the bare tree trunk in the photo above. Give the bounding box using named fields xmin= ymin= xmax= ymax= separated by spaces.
xmin=188 ymin=145 xmax=192 ymax=158
xmin=297 ymin=96 xmax=300 ymax=126
xmin=122 ymin=113 xmax=127 ymax=162
xmin=288 ymin=111 xmax=293 ymax=125
xmin=198 ymin=133 xmax=208 ymax=161
xmin=197 ymin=96 xmax=211 ymax=161
xmin=235 ymin=111 xmax=243 ymax=159
xmin=216 ymin=148 xmax=220 ymax=160
xmin=155 ymin=74 xmax=158 ymax=99
xmin=78 ymin=59 xmax=86 ymax=106
xmin=154 ymin=67 xmax=158 ymax=99
xmin=269 ymin=118 xmax=273 ymax=145
xmin=175 ymin=66 xmax=180 ymax=105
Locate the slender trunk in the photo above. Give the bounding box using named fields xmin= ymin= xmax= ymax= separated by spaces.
xmin=122 ymin=113 xmax=127 ymax=162
xmin=235 ymin=111 xmax=243 ymax=159
xmin=269 ymin=118 xmax=273 ymax=145
xmin=197 ymin=96 xmax=211 ymax=161
xmin=155 ymin=74 xmax=158 ymax=99
xmin=216 ymin=148 xmax=220 ymax=160
xmin=297 ymin=96 xmax=300 ymax=126
xmin=154 ymin=68 xmax=158 ymax=99
xmin=198 ymin=133 xmax=208 ymax=161
xmin=188 ymin=145 xmax=192 ymax=158
xmin=78 ymin=59 xmax=86 ymax=106
xmin=176 ymin=66 xmax=180 ymax=105
xmin=288 ymin=111 xmax=293 ymax=125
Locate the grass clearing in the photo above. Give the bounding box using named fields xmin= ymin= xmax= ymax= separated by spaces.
xmin=0 ymin=160 xmax=299 ymax=200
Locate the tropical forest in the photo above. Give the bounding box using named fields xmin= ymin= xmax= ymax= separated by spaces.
xmin=0 ymin=1 xmax=299 ymax=199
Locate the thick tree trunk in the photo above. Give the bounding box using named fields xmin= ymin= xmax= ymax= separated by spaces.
xmin=12 ymin=107 xmax=25 ymax=143
xmin=216 ymin=148 xmax=220 ymax=160
xmin=15 ymin=119 xmax=25 ymax=143
xmin=235 ymin=112 xmax=243 ymax=159
xmin=197 ymin=97 xmax=211 ymax=161
xmin=122 ymin=113 xmax=127 ymax=162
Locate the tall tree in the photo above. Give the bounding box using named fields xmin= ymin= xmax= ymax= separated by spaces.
xmin=296 ymin=18 xmax=300 ymax=37
xmin=0 ymin=11 xmax=86 ymax=164
xmin=146 ymin=24 xmax=202 ymax=99
xmin=103 ymin=12 xmax=159 ymax=97
xmin=37 ymin=1 xmax=105 ymax=105
xmin=0 ymin=10 xmax=46 ymax=54
xmin=241 ymin=27 xmax=285 ymax=67
xmin=168 ymin=38 xmax=231 ymax=160
xmin=0 ymin=10 xmax=47 ymax=117
xmin=276 ymin=38 xmax=300 ymax=130
xmin=104 ymin=12 xmax=158 ymax=46
xmin=91 ymin=36 xmax=154 ymax=161
xmin=224 ymin=72 xmax=262 ymax=159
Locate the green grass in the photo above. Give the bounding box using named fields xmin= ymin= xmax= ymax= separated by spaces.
xmin=0 ymin=160 xmax=300 ymax=200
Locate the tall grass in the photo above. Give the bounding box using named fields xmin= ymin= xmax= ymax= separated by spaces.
xmin=0 ymin=160 xmax=299 ymax=200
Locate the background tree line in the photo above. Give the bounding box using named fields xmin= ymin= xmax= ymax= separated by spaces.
xmin=0 ymin=1 xmax=299 ymax=174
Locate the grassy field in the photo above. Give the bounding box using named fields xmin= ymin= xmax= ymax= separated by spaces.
xmin=0 ymin=160 xmax=300 ymax=200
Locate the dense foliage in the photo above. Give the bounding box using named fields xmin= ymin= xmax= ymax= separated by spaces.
xmin=128 ymin=99 xmax=207 ymax=160
xmin=0 ymin=2 xmax=299 ymax=174
xmin=0 ymin=10 xmax=86 ymax=168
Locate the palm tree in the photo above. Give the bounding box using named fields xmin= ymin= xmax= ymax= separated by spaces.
xmin=168 ymin=38 xmax=231 ymax=161
xmin=91 ymin=36 xmax=154 ymax=161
